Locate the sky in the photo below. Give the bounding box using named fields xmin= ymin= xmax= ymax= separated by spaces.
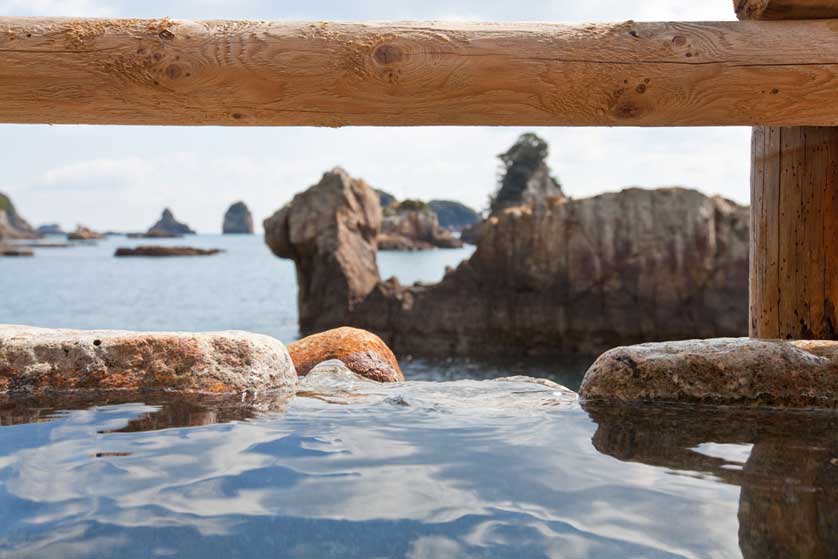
xmin=0 ymin=0 xmax=749 ymax=233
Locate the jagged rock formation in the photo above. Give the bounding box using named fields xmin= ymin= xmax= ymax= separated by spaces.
xmin=490 ymin=133 xmax=565 ymax=214
xmin=264 ymin=167 xmax=382 ymax=333
xmin=380 ymin=199 xmax=463 ymax=250
xmin=36 ymin=223 xmax=65 ymax=235
xmin=222 ymin=201 xmax=254 ymax=234
xmin=266 ymin=168 xmax=749 ymax=357
xmin=146 ymin=208 xmax=195 ymax=237
xmin=67 ymin=225 xmax=103 ymax=241
xmin=0 ymin=192 xmax=37 ymax=240
xmin=428 ymin=200 xmax=481 ymax=231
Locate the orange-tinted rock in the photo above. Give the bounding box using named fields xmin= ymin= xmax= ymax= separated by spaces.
xmin=0 ymin=325 xmax=296 ymax=394
xmin=288 ymin=327 xmax=403 ymax=383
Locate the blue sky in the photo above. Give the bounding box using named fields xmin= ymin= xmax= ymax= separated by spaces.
xmin=0 ymin=0 xmax=747 ymax=232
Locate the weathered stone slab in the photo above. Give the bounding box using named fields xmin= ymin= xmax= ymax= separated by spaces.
xmin=580 ymin=337 xmax=838 ymax=408
xmin=0 ymin=325 xmax=297 ymax=394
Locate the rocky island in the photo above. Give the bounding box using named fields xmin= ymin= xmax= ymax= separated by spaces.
xmin=265 ymin=134 xmax=749 ymax=357
xmin=222 ymin=201 xmax=254 ymax=234
xmin=115 ymin=246 xmax=223 ymax=257
xmin=136 ymin=208 xmax=196 ymax=238
xmin=67 ymin=225 xmax=104 ymax=241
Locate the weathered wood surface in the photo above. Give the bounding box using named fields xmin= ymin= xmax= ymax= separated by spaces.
xmin=4 ymin=17 xmax=838 ymax=126
xmin=750 ymin=126 xmax=838 ymax=339
xmin=734 ymin=0 xmax=838 ymax=19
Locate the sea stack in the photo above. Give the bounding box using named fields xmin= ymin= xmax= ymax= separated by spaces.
xmin=0 ymin=192 xmax=37 ymax=240
xmin=222 ymin=201 xmax=254 ymax=234
xmin=146 ymin=208 xmax=195 ymax=237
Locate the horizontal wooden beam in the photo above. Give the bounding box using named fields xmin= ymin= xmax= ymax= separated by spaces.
xmin=734 ymin=0 xmax=838 ymax=19
xmin=4 ymin=17 xmax=838 ymax=126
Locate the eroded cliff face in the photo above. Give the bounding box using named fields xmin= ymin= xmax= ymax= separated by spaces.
xmin=266 ymin=170 xmax=749 ymax=356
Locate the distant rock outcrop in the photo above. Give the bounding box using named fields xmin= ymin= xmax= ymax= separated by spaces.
xmin=0 ymin=192 xmax=37 ymax=240
xmin=146 ymin=208 xmax=195 ymax=237
xmin=222 ymin=201 xmax=254 ymax=234
xmin=115 ymin=246 xmax=222 ymax=257
xmin=67 ymin=225 xmax=104 ymax=241
xmin=36 ymin=223 xmax=65 ymax=236
xmin=490 ymin=133 xmax=565 ymax=214
xmin=266 ymin=167 xmax=749 ymax=357
xmin=428 ymin=200 xmax=481 ymax=231
xmin=380 ymin=199 xmax=463 ymax=250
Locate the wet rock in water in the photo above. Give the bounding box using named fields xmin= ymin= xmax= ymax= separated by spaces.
xmin=222 ymin=201 xmax=254 ymax=234
xmin=377 ymin=233 xmax=432 ymax=251
xmin=0 ymin=193 xmax=37 ymax=240
xmin=67 ymin=225 xmax=104 ymax=241
xmin=145 ymin=208 xmax=195 ymax=237
xmin=0 ymin=245 xmax=33 ymax=256
xmin=288 ymin=327 xmax=403 ymax=383
xmin=264 ymin=167 xmax=382 ymax=332
xmin=580 ymin=337 xmax=838 ymax=408
xmin=296 ymin=360 xmax=577 ymax=410
xmin=114 ymin=246 xmax=222 ymax=257
xmin=0 ymin=325 xmax=297 ymax=394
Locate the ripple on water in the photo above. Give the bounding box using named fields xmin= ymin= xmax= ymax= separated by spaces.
xmin=0 ymin=380 xmax=836 ymax=558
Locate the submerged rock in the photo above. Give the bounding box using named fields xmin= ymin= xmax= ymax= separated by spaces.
xmin=0 ymin=325 xmax=296 ymax=394
xmin=580 ymin=337 xmax=838 ymax=408
xmin=222 ymin=201 xmax=254 ymax=234
xmin=146 ymin=208 xmax=195 ymax=237
xmin=0 ymin=192 xmax=37 ymax=240
xmin=114 ymin=246 xmax=222 ymax=257
xmin=67 ymin=225 xmax=103 ymax=241
xmin=297 ymin=360 xmax=576 ymax=410
xmin=288 ymin=327 xmax=403 ymax=383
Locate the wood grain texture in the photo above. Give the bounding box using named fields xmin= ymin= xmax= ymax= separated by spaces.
xmin=5 ymin=17 xmax=838 ymax=126
xmin=734 ymin=0 xmax=838 ymax=19
xmin=750 ymin=126 xmax=838 ymax=339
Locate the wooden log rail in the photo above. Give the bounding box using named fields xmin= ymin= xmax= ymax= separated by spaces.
xmin=4 ymin=17 xmax=838 ymax=126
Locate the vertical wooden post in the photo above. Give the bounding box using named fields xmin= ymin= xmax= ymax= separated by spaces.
xmin=750 ymin=126 xmax=838 ymax=338
xmin=739 ymin=0 xmax=838 ymax=339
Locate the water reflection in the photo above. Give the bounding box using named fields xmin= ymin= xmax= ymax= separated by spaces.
xmin=585 ymin=402 xmax=838 ymax=559
xmin=0 ymin=383 xmax=835 ymax=558
xmin=0 ymin=390 xmax=293 ymax=431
